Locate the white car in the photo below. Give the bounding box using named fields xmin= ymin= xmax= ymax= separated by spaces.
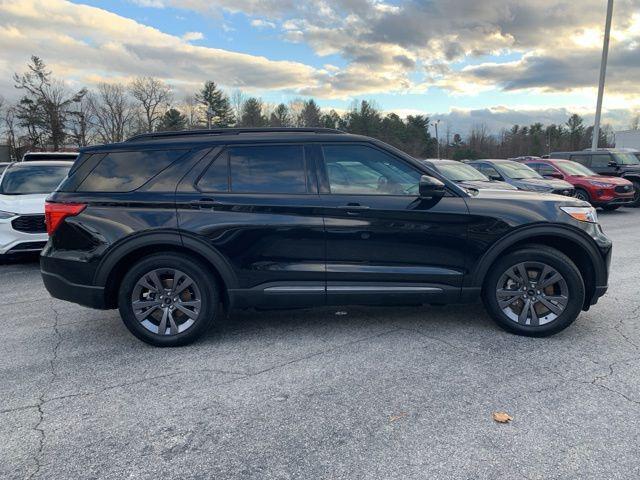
xmin=0 ymin=161 xmax=73 ymax=255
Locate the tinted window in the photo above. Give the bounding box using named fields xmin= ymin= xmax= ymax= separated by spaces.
xmin=198 ymin=153 xmax=229 ymax=192
xmin=569 ymin=154 xmax=591 ymax=166
xmin=323 ymin=145 xmax=421 ymax=195
xmin=0 ymin=165 xmax=71 ymax=194
xmin=78 ymin=149 xmax=187 ymax=192
xmin=591 ymin=154 xmax=612 ymax=168
xmin=474 ymin=164 xmax=501 ymax=179
xmin=534 ymin=163 xmax=559 ymax=176
xmin=229 ymin=145 xmax=307 ymax=194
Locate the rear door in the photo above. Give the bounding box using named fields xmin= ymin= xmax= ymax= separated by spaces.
xmin=316 ymin=143 xmax=469 ymax=305
xmin=176 ymin=144 xmax=326 ymax=307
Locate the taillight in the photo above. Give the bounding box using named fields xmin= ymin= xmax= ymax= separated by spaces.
xmin=45 ymin=202 xmax=87 ymax=236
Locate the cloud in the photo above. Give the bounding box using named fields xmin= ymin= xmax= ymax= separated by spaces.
xmin=250 ymin=19 xmax=276 ymax=29
xmin=181 ymin=31 xmax=204 ymax=42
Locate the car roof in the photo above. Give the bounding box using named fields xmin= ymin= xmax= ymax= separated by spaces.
xmin=7 ymin=161 xmax=74 ymax=167
xmin=469 ymin=159 xmax=517 ymax=164
xmin=23 ymin=151 xmax=78 ymax=156
xmin=421 ymin=159 xmax=457 ymax=165
xmin=80 ymin=128 xmax=373 ymax=154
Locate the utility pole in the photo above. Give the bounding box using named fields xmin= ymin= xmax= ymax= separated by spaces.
xmin=592 ymin=0 xmax=614 ymax=151
xmin=431 ymin=119 xmax=441 ymax=159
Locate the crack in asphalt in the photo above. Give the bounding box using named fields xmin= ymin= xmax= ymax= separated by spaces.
xmin=26 ymin=302 xmax=62 ymax=480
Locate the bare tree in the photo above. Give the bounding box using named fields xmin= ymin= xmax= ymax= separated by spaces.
xmin=68 ymin=95 xmax=94 ymax=147
xmin=182 ymin=95 xmax=202 ymax=129
xmin=3 ymin=103 xmax=21 ymax=160
xmin=230 ymin=89 xmax=247 ymax=121
xmin=13 ymin=56 xmax=86 ymax=150
xmin=89 ymin=83 xmax=135 ymax=143
xmin=130 ymin=76 xmax=172 ymax=133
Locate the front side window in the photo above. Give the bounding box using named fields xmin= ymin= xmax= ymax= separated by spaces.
xmin=228 ymin=145 xmax=307 ymax=194
xmin=569 ymin=154 xmax=591 ymax=166
xmin=0 ymin=165 xmax=71 ymax=194
xmin=322 ymin=145 xmax=421 ymax=195
xmin=475 ymin=164 xmax=501 ymax=179
xmin=591 ymin=154 xmax=613 ymax=168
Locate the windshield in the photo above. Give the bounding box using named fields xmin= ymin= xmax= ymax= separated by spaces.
xmin=0 ymin=165 xmax=70 ymax=194
xmin=496 ymin=162 xmax=542 ymax=180
xmin=614 ymin=153 xmax=640 ymax=165
xmin=556 ymin=161 xmax=596 ymax=177
xmin=435 ymin=162 xmax=489 ymax=182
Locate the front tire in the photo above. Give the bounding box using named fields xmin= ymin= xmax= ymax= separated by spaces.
xmin=118 ymin=253 xmax=218 ymax=347
xmin=482 ymin=246 xmax=585 ymax=337
xmin=630 ymin=180 xmax=640 ymax=207
xmin=573 ymin=188 xmax=590 ymax=204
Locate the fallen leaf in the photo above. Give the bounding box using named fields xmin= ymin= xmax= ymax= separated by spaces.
xmin=389 ymin=412 xmax=408 ymax=422
xmin=492 ymin=411 xmax=513 ymax=423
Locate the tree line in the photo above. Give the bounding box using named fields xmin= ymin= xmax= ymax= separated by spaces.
xmin=0 ymin=56 xmax=623 ymax=161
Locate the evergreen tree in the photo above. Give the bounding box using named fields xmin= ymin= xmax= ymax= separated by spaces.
xmin=566 ymin=114 xmax=585 ymax=150
xmin=239 ymin=97 xmax=267 ymax=127
xmin=269 ymin=103 xmax=291 ymax=127
xmin=321 ymin=109 xmax=342 ymax=129
xmin=298 ymin=99 xmax=321 ymax=127
xmin=195 ymin=81 xmax=235 ymax=128
xmin=156 ymin=108 xmax=187 ymax=131
xmin=344 ymin=100 xmax=382 ymax=137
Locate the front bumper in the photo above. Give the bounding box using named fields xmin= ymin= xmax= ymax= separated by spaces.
xmin=0 ymin=218 xmax=48 ymax=254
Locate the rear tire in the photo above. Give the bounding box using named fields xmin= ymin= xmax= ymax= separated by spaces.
xmin=118 ymin=253 xmax=218 ymax=347
xmin=482 ymin=245 xmax=585 ymax=337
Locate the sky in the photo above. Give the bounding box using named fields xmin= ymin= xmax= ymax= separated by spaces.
xmin=0 ymin=0 xmax=639 ymax=133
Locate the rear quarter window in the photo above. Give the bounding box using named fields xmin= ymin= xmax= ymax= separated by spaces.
xmin=77 ymin=149 xmax=188 ymax=192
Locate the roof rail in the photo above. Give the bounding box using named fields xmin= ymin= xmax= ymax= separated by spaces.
xmin=126 ymin=127 xmax=345 ymax=142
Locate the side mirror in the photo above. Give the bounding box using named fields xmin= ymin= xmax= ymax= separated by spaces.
xmin=545 ymin=172 xmax=564 ymax=179
xmin=419 ymin=175 xmax=446 ymax=199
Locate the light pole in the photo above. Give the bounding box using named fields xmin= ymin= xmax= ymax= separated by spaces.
xmin=592 ymin=0 xmax=614 ymax=151
xmin=431 ymin=119 xmax=441 ymax=159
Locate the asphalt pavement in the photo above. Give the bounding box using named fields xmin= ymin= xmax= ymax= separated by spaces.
xmin=2 ymin=208 xmax=639 ymax=479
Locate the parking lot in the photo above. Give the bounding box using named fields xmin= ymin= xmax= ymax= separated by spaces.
xmin=0 ymin=209 xmax=638 ymax=480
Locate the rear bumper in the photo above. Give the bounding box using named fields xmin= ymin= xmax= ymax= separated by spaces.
xmin=41 ymin=269 xmax=107 ymax=309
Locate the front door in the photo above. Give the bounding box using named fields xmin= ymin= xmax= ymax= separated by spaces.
xmin=315 ymin=143 xmax=470 ymax=305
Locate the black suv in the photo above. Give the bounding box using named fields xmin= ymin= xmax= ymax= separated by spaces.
xmin=550 ymin=150 xmax=640 ymax=206
xmin=41 ymin=128 xmax=612 ymax=346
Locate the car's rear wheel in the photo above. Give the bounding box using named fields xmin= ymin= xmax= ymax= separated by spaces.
xmin=482 ymin=246 xmax=585 ymax=337
xmin=118 ymin=253 xmax=218 ymax=346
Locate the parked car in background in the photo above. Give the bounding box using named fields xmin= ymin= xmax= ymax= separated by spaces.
xmin=422 ymin=159 xmax=517 ymax=190
xmin=21 ymin=151 xmax=78 ymax=162
xmin=468 ymin=159 xmax=575 ymax=196
xmin=41 ymin=128 xmax=610 ymax=346
xmin=518 ymin=158 xmax=634 ymax=210
xmin=550 ymin=149 xmax=640 ymax=206
xmin=0 ymin=161 xmax=72 ymax=255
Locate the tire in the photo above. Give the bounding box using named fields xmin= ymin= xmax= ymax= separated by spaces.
xmin=118 ymin=253 xmax=219 ymax=347
xmin=573 ymin=188 xmax=590 ymax=203
xmin=629 ymin=180 xmax=640 ymax=207
xmin=482 ymin=245 xmax=585 ymax=337
xmin=602 ymin=205 xmax=620 ymax=211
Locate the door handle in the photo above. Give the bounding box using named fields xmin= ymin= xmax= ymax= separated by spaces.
xmin=189 ymin=198 xmax=219 ymax=210
xmin=338 ymin=203 xmax=370 ymax=215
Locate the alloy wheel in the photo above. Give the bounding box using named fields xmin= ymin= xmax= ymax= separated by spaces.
xmin=131 ymin=268 xmax=202 ymax=335
xmin=496 ymin=261 xmax=569 ymax=326
xmin=574 ymin=190 xmax=589 ymax=202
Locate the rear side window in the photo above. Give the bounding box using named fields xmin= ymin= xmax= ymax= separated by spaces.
xmin=229 ymin=145 xmax=307 ymax=194
xmin=78 ymin=149 xmax=187 ymax=192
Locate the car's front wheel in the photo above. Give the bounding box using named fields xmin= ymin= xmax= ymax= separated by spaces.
xmin=482 ymin=246 xmax=585 ymax=337
xmin=630 ymin=180 xmax=640 ymax=207
xmin=118 ymin=253 xmax=219 ymax=346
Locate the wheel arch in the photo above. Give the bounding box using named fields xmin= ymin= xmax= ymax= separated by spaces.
xmin=95 ymin=231 xmax=238 ymax=309
xmin=469 ymin=225 xmax=606 ymax=308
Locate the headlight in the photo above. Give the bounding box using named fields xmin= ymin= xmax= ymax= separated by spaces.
xmin=0 ymin=210 xmax=16 ymax=219
xmin=588 ymin=180 xmax=614 ymax=188
xmin=560 ymin=206 xmax=598 ymax=223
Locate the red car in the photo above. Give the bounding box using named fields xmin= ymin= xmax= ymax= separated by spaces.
xmin=522 ymin=158 xmax=635 ymax=210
